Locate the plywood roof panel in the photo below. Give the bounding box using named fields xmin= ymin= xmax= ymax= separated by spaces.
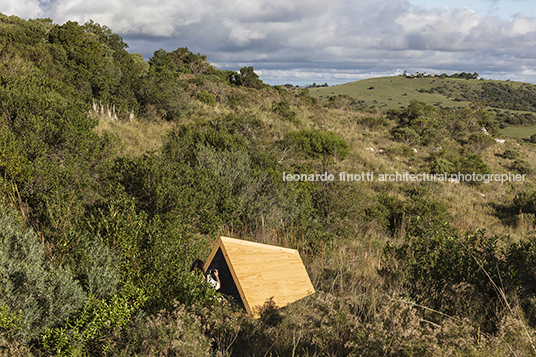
xmin=206 ymin=236 xmax=315 ymax=315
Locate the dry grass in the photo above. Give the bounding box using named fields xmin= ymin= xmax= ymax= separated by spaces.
xmin=92 ymin=113 xmax=175 ymax=156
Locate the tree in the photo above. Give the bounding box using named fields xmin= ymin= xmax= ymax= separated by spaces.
xmin=230 ymin=66 xmax=265 ymax=89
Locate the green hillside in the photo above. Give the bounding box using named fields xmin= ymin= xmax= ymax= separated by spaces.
xmin=310 ymin=76 xmax=473 ymax=109
xmin=310 ymin=76 xmax=536 ymax=124
xmin=2 ymin=14 xmax=536 ymax=356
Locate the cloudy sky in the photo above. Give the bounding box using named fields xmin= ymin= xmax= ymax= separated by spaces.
xmin=2 ymin=0 xmax=536 ymax=86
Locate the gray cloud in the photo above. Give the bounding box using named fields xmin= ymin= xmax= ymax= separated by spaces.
xmin=2 ymin=0 xmax=536 ymax=85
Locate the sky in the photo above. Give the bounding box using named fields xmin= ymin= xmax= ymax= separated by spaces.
xmin=2 ymin=0 xmax=536 ymax=86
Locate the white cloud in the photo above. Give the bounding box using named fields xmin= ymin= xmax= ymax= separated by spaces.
xmin=1 ymin=0 xmax=536 ymax=85
xmin=1 ymin=0 xmax=42 ymax=18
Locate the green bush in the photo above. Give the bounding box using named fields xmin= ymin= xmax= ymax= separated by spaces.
xmin=420 ymin=126 xmax=441 ymax=146
xmin=383 ymin=221 xmax=536 ymax=333
xmin=75 ymin=239 xmax=122 ymax=299
xmin=451 ymin=153 xmax=491 ymax=184
xmin=0 ymin=128 xmax=30 ymax=181
xmin=513 ymin=159 xmax=533 ymax=174
xmin=0 ymin=208 xmax=86 ymax=343
xmin=41 ymin=285 xmax=146 ymax=356
xmin=429 ymin=157 xmax=455 ymax=175
xmin=284 ymin=128 xmax=349 ymax=161
xmin=382 ymin=225 xmax=501 ymax=332
xmin=162 ymin=124 xmax=248 ymax=164
xmin=83 ymin=196 xmax=215 ymax=312
xmin=273 ymin=100 xmax=297 ymax=123
xmin=326 ymin=94 xmax=357 ymax=109
xmin=383 ymin=145 xmax=416 ymax=158
xmin=229 ymin=66 xmax=265 ymax=89
xmin=465 ymin=132 xmax=496 ymax=153
xmin=195 ymin=91 xmax=215 ymax=105
xmin=391 ymin=126 xmax=420 ymax=144
xmin=358 ymin=116 xmax=389 ymax=130
xmin=298 ymin=88 xmax=316 ymax=105
xmin=105 ymin=304 xmax=215 ymax=357
xmin=137 ymin=71 xmax=189 ymax=121
xmin=0 ymin=305 xmax=22 ymax=338
xmin=512 ymin=190 xmax=536 ymax=215
xmin=372 ymin=188 xmax=450 ymax=237
xmin=503 ymin=148 xmax=520 ymax=159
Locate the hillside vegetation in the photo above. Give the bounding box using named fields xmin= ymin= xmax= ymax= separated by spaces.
xmin=1 ymin=14 xmax=536 ymax=356
xmin=310 ymin=75 xmax=536 ymax=126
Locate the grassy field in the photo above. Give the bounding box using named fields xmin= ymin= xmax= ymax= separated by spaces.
xmin=500 ymin=124 xmax=536 ymax=138
xmin=308 ymin=75 xmax=529 ymax=110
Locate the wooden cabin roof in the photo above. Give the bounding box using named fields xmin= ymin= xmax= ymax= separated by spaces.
xmin=206 ymin=236 xmax=315 ymax=315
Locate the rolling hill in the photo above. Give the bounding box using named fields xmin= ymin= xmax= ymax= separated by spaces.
xmin=309 ymin=75 xmax=536 ymax=113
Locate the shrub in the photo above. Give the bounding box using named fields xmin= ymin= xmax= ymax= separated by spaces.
xmin=358 ymin=116 xmax=389 ymax=130
xmin=162 ymin=124 xmax=248 ymax=164
xmin=284 ymin=129 xmax=350 ymax=161
xmin=382 ymin=225 xmax=506 ymax=332
xmin=430 ymin=157 xmax=455 ymax=175
xmin=137 ymin=70 xmax=189 ymax=121
xmin=273 ymin=100 xmax=297 ymax=123
xmin=420 ymin=126 xmax=441 ymax=146
xmin=41 ymin=284 xmax=147 ymax=356
xmin=513 ymin=159 xmax=533 ymax=174
xmin=384 ymin=221 xmax=536 ymax=334
xmin=451 ymin=153 xmax=491 ymax=184
xmin=391 ymin=126 xmax=420 ymax=144
xmin=383 ymin=145 xmax=415 ymax=158
xmin=273 ymin=85 xmax=286 ymax=96
xmin=75 ymin=239 xmax=122 ymax=299
xmin=512 ymin=190 xmax=536 ymax=215
xmin=0 ymin=305 xmax=22 ymax=338
xmin=0 ymin=207 xmax=86 ymax=343
xmin=298 ymin=88 xmax=316 ymax=105
xmin=465 ymin=132 xmax=496 ymax=153
xmin=373 ymin=188 xmax=450 ymax=237
xmin=0 ymin=128 xmax=30 ymax=181
xmin=104 ymin=303 xmax=212 ymax=357
xmin=503 ymin=148 xmax=520 ymax=159
xmin=83 ymin=197 xmax=215 ymax=312
xmin=195 ymin=91 xmax=215 ymax=105
xmin=229 ymin=66 xmax=265 ymax=89
xmin=326 ymin=94 xmax=357 ymax=109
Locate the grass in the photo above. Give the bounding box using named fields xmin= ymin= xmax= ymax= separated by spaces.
xmin=500 ymin=124 xmax=536 ymax=138
xmin=309 ymin=76 xmax=476 ymax=109
xmin=309 ymin=76 xmax=535 ymax=112
xmin=93 ymin=113 xmax=175 ymax=156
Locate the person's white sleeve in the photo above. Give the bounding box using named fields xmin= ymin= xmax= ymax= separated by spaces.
xmin=207 ymin=275 xmax=220 ymax=290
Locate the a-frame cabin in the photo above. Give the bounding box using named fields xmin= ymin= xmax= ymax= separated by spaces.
xmin=205 ymin=236 xmax=315 ymax=315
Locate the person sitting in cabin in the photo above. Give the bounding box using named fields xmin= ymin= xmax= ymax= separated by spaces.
xmin=190 ymin=259 xmax=220 ymax=290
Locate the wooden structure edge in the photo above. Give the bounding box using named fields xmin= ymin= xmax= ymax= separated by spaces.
xmin=206 ymin=236 xmax=314 ymax=317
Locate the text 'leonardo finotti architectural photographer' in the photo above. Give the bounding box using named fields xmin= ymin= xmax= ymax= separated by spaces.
xmin=283 ymin=172 xmax=527 ymax=183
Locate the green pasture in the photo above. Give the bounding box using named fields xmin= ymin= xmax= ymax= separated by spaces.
xmin=500 ymin=124 xmax=536 ymax=138
xmin=309 ymin=76 xmax=527 ymax=110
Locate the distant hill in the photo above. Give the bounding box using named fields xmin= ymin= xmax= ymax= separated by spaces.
xmin=309 ymin=76 xmax=536 ymax=125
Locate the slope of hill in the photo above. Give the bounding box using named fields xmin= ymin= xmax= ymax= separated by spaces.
xmin=309 ymin=76 xmax=536 ymax=126
xmin=310 ymin=76 xmax=474 ymax=109
xmin=2 ymin=14 xmax=536 ymax=356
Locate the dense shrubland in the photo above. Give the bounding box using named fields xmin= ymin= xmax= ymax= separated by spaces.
xmin=1 ymin=14 xmax=536 ymax=356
